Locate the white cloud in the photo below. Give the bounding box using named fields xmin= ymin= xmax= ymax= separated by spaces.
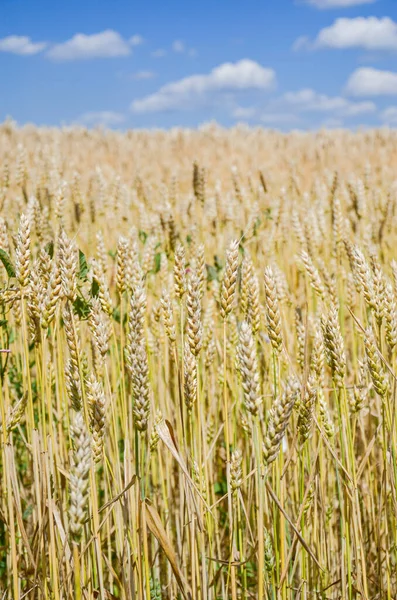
xmin=47 ymin=30 xmax=131 ymax=60
xmin=129 ymin=34 xmax=144 ymax=46
xmin=304 ymin=0 xmax=376 ymax=8
xmin=171 ymin=41 xmax=198 ymax=57
xmin=232 ymin=106 xmax=299 ymax=125
xmin=152 ymin=49 xmax=167 ymax=58
xmin=293 ymin=36 xmax=311 ymax=51
xmin=75 ymin=111 xmax=125 ymax=127
xmin=131 ymin=60 xmax=276 ymax=113
xmin=131 ymin=70 xmax=156 ymax=80
xmin=0 ymin=35 xmax=47 ymax=55
xmin=284 ymin=88 xmax=376 ymax=116
xmin=232 ymin=106 xmax=257 ymax=119
xmin=260 ymin=113 xmax=300 ymax=125
xmin=232 ymin=87 xmax=375 ymax=126
xmin=320 ymin=118 xmax=344 ymax=128
xmin=345 ymin=67 xmax=397 ymax=96
xmin=314 ymin=17 xmax=397 ymax=50
xmin=381 ymin=106 xmax=397 ymax=124
xmin=172 ymin=40 xmax=185 ymax=53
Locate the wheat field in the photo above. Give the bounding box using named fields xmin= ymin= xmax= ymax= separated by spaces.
xmin=0 ymin=121 xmax=397 ymax=599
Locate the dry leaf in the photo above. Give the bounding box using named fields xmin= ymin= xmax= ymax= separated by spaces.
xmin=156 ymin=419 xmax=211 ymax=514
xmin=144 ymin=499 xmax=192 ymax=600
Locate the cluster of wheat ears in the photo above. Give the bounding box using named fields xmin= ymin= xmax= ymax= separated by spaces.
xmin=0 ymin=121 xmax=397 ymax=599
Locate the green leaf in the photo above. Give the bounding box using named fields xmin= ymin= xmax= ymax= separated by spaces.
xmin=206 ymin=264 xmax=219 ymax=283
xmin=139 ymin=230 xmax=148 ymax=244
xmin=214 ymin=479 xmax=228 ymax=496
xmin=44 ymin=241 xmax=54 ymax=258
xmin=73 ymin=296 xmax=91 ymax=320
xmin=213 ymin=255 xmax=224 ymax=272
xmin=91 ymin=278 xmax=100 ymax=298
xmin=151 ymin=252 xmax=162 ymax=275
xmin=78 ymin=250 xmax=89 ymax=281
xmin=23 ymin=504 xmax=33 ymax=520
xmin=0 ymin=249 xmax=16 ymax=279
xmin=112 ymin=306 xmax=127 ymax=325
xmin=0 ymin=319 xmax=7 ymax=328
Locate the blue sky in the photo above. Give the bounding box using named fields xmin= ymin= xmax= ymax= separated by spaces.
xmin=1 ymin=0 xmax=397 ymax=129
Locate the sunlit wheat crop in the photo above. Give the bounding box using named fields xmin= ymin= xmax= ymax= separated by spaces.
xmin=0 ymin=121 xmax=397 ymax=599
